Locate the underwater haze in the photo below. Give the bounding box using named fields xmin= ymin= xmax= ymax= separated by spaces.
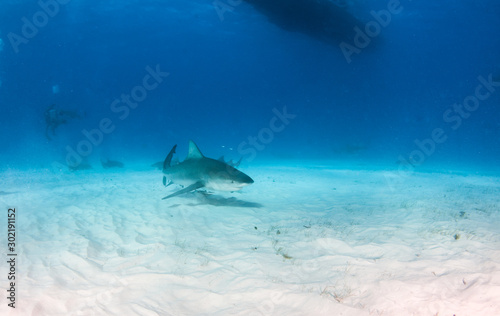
xmin=1 ymin=1 xmax=500 ymax=315
xmin=0 ymin=0 xmax=498 ymax=171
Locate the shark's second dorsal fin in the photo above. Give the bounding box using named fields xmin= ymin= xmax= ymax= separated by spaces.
xmin=187 ymin=140 xmax=204 ymax=160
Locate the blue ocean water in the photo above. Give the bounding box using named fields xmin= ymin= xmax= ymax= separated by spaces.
xmin=0 ymin=0 xmax=499 ymax=173
xmin=2 ymin=3 xmax=500 ymax=315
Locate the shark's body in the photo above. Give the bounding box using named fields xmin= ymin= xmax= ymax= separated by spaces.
xmin=162 ymin=141 xmax=254 ymax=199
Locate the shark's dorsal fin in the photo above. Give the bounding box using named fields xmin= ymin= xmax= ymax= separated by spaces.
xmin=187 ymin=140 xmax=204 ymax=160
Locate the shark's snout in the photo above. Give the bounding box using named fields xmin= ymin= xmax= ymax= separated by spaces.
xmin=234 ymin=171 xmax=253 ymax=186
xmin=243 ymin=175 xmax=254 ymax=185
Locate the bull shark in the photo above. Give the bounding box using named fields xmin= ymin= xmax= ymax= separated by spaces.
xmin=161 ymin=141 xmax=254 ymax=200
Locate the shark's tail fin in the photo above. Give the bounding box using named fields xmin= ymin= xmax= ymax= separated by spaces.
xmin=163 ymin=145 xmax=177 ymax=170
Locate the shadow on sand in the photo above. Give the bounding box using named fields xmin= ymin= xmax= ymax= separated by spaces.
xmin=169 ymin=191 xmax=263 ymax=208
xmin=0 ymin=191 xmax=17 ymax=196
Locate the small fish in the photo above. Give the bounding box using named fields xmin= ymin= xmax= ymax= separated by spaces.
xmin=0 ymin=191 xmax=16 ymax=196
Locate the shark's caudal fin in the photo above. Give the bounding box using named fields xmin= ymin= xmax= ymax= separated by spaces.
xmin=187 ymin=140 xmax=204 ymax=160
xmin=163 ymin=145 xmax=177 ymax=170
xmin=162 ymin=181 xmax=205 ymax=199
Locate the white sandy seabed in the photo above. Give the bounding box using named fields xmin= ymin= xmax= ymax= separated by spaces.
xmin=1 ymin=164 xmax=500 ymax=316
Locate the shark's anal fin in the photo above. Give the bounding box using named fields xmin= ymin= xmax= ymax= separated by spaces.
xmin=163 ymin=176 xmax=173 ymax=187
xmin=163 ymin=145 xmax=177 ymax=170
xmin=162 ymin=181 xmax=205 ymax=200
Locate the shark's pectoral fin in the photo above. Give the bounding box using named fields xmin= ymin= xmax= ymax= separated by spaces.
xmin=162 ymin=181 xmax=205 ymax=200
